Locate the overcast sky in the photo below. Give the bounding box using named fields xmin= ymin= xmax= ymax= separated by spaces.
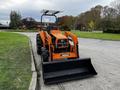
xmin=0 ymin=0 xmax=114 ymax=25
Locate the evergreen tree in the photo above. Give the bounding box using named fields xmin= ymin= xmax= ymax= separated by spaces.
xmin=9 ymin=11 xmax=21 ymax=29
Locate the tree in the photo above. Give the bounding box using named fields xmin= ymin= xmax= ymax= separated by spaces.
xmin=58 ymin=16 xmax=76 ymax=30
xmin=21 ymin=17 xmax=37 ymax=29
xmin=9 ymin=11 xmax=21 ymax=29
xmin=88 ymin=20 xmax=95 ymax=31
xmin=76 ymin=5 xmax=103 ymax=30
xmin=111 ymin=0 xmax=120 ymax=33
xmin=101 ymin=6 xmax=118 ymax=19
xmin=99 ymin=4 xmax=120 ymax=33
xmin=111 ymin=0 xmax=120 ymax=15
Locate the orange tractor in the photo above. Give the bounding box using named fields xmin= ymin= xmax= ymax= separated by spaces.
xmin=36 ymin=10 xmax=97 ymax=84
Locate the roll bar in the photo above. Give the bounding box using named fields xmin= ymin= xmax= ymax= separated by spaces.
xmin=41 ymin=10 xmax=61 ymax=23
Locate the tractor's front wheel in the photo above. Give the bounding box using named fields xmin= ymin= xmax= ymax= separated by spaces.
xmin=36 ymin=34 xmax=42 ymax=55
xmin=41 ymin=47 xmax=49 ymax=62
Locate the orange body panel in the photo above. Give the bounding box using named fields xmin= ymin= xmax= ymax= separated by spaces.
xmin=51 ymin=30 xmax=67 ymax=39
xmin=39 ymin=31 xmax=52 ymax=46
xmin=64 ymin=31 xmax=78 ymax=44
xmin=38 ymin=29 xmax=79 ymax=61
xmin=52 ymin=52 xmax=77 ymax=60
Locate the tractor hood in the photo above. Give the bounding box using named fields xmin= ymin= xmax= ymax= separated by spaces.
xmin=51 ymin=30 xmax=67 ymax=39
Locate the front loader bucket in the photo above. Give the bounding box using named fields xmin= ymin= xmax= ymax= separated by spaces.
xmin=42 ymin=58 xmax=97 ymax=84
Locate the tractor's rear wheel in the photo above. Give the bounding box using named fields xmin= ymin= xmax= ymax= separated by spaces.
xmin=36 ymin=34 xmax=42 ymax=55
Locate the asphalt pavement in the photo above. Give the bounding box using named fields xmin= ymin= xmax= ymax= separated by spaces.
xmin=20 ymin=32 xmax=120 ymax=90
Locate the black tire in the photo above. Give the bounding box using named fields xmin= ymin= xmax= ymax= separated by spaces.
xmin=76 ymin=45 xmax=79 ymax=58
xmin=36 ymin=34 xmax=42 ymax=55
xmin=41 ymin=47 xmax=49 ymax=62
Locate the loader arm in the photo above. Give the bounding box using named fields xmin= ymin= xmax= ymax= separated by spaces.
xmin=64 ymin=31 xmax=79 ymax=58
xmin=64 ymin=31 xmax=78 ymax=44
xmin=39 ymin=31 xmax=53 ymax=61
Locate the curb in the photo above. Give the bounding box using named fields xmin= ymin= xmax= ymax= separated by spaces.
xmin=28 ymin=40 xmax=38 ymax=90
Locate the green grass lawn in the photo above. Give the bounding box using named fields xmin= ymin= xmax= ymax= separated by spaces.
xmin=72 ymin=30 xmax=120 ymax=41
xmin=0 ymin=32 xmax=31 ymax=90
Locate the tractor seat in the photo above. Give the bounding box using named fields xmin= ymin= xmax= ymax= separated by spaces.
xmin=47 ymin=26 xmax=58 ymax=31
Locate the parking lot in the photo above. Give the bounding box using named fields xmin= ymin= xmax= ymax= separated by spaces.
xmin=22 ymin=32 xmax=120 ymax=90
